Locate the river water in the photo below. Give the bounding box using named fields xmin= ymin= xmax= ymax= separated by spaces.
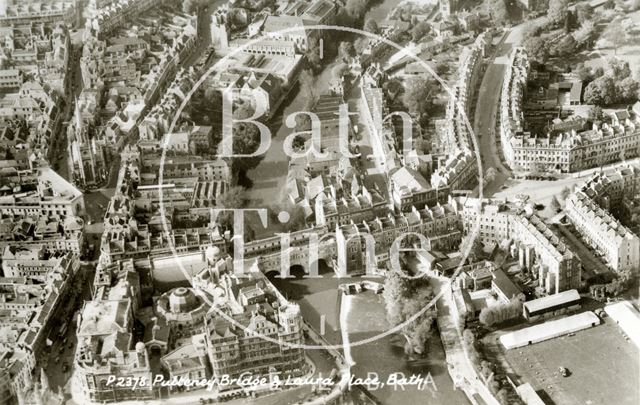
xmin=244 ymin=0 xmax=410 ymax=207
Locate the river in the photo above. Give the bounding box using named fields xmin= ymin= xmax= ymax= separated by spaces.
xmin=244 ymin=0 xmax=411 ymax=207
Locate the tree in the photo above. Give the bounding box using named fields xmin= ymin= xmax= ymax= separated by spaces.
xmin=383 ymin=78 xmax=404 ymax=101
xmin=215 ymin=186 xmax=248 ymax=230
xmin=345 ymin=0 xmax=369 ymax=20
xmin=227 ymin=8 xmax=249 ymax=29
xmin=332 ymin=62 xmax=350 ymax=80
xmin=560 ymin=186 xmax=571 ymax=200
xmin=218 ymin=186 xmax=248 ymax=208
xmin=575 ymin=64 xmax=594 ymax=82
xmin=298 ymin=69 xmax=317 ymax=110
xmin=522 ymin=36 xmax=549 ymax=62
xmin=338 ymin=41 xmax=356 ymax=62
xmin=487 ymin=0 xmax=509 ymax=26
xmin=479 ymin=307 xmax=496 ymax=327
xmin=574 ymin=20 xmax=596 ymax=46
xmin=229 ymin=119 xmax=262 ymax=174
xmin=463 ymin=329 xmax=476 ymax=346
xmin=364 ymin=18 xmax=379 ymax=34
xmin=483 ymin=167 xmax=497 ymax=186
xmin=304 ymin=37 xmax=323 ymax=72
xmin=575 ymin=3 xmax=594 ymax=24
xmin=461 ymin=233 xmax=483 ymax=262
xmin=564 ymin=12 xmax=572 ymax=33
xmin=609 ymin=59 xmax=632 ymax=80
xmin=411 ymin=21 xmax=430 ymax=42
xmin=233 ymin=100 xmax=254 ymax=120
xmin=383 ymin=270 xmax=412 ymax=325
xmin=602 ymin=23 xmax=626 ymax=55
xmin=182 ymin=0 xmax=199 ymax=14
xmin=583 ymin=76 xmax=617 ymax=106
xmin=496 ymin=389 xmax=509 ymax=404
xmin=435 ymin=61 xmax=449 ymax=76
xmin=550 ymin=196 xmax=561 ymax=212
xmin=402 ymin=77 xmax=436 ymax=115
xmin=271 ymin=201 xmax=308 ymax=232
xmin=479 ymin=298 xmax=522 ymax=326
xmin=620 ymin=77 xmax=640 ymax=103
xmin=383 ymin=269 xmax=435 ymax=356
xmin=480 ymin=361 xmax=494 ymax=379
xmin=548 ymin=0 xmax=569 ymax=26
xmin=551 ymin=34 xmax=578 ymax=57
xmin=353 ymin=37 xmax=369 ymax=54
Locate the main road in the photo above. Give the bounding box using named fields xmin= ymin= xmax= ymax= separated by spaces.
xmin=472 ymin=25 xmax=528 ymax=196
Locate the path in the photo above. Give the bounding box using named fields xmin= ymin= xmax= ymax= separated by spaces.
xmin=430 ymin=274 xmax=501 ymax=405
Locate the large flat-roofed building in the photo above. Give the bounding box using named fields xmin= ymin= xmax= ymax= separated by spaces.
xmin=500 ymin=311 xmax=600 ymax=350
xmin=604 ymin=301 xmax=640 ymax=348
xmin=523 ymin=289 xmax=581 ymax=321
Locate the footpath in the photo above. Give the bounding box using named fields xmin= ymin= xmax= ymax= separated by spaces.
xmin=430 ymin=274 xmax=501 ymax=405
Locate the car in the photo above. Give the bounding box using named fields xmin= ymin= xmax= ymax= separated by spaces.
xmin=558 ymin=366 xmax=570 ymax=377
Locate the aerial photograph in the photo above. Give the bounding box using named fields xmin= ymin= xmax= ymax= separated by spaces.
xmin=0 ymin=0 xmax=638 ymax=404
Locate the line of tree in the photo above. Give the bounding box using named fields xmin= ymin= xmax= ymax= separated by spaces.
xmin=383 ymin=271 xmax=436 ymax=356
xmin=478 ymin=297 xmax=523 ymax=327
xmin=462 ymin=328 xmax=524 ymax=405
xmin=583 ymin=59 xmax=640 ymax=106
xmin=590 ymin=268 xmax=634 ymax=299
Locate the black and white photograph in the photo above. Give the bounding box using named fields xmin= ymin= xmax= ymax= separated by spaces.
xmin=0 ymin=0 xmax=637 ymax=403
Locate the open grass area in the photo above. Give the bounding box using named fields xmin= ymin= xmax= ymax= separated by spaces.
xmin=503 ymin=318 xmax=639 ymax=405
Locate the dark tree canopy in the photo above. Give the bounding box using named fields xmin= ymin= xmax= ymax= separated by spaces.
xmin=411 ymin=21 xmax=430 ymax=42
xmin=523 ymin=36 xmax=548 ymax=62
xmin=548 ymin=0 xmax=569 ymax=26
xmin=402 ymin=76 xmax=436 ymax=115
xmin=304 ymin=37 xmax=323 ymax=72
xmin=218 ymin=186 xmax=248 ymax=208
xmin=338 ymin=41 xmax=356 ymax=62
xmin=487 ymin=0 xmax=509 ymax=26
xmin=364 ymin=18 xmax=379 ymax=34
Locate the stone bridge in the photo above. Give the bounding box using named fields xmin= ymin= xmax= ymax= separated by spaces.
xmin=243 ymin=226 xmax=339 ymax=276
